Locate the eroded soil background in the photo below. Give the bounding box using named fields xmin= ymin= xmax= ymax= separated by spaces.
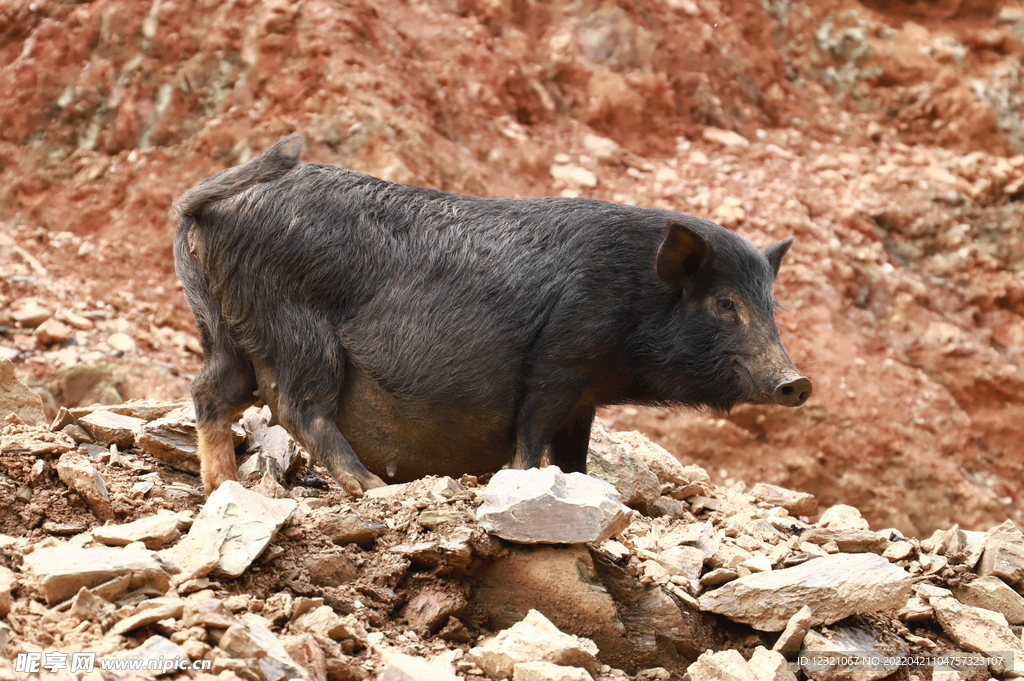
xmin=3 ymin=0 xmax=1024 ymax=537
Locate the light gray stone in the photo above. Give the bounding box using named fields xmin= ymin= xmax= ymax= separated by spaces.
xmin=467 ymin=610 xmax=599 ymax=680
xmin=586 ymin=422 xmax=661 ymax=506
xmin=978 ymin=541 xmax=1024 ymax=584
xmin=378 ymin=655 xmax=460 ymax=681
xmin=78 ymin=410 xmax=146 ymax=448
xmin=100 ymin=635 xmax=187 ymax=680
xmin=931 ymin=596 xmax=1024 ymax=675
xmin=239 ymin=406 xmax=302 ymax=484
xmin=800 ymin=625 xmax=908 ymax=681
xmin=952 ymin=575 xmax=1024 ymax=624
xmin=817 ymin=505 xmax=870 ymax=531
xmin=513 ymin=662 xmax=594 ymax=681
xmin=0 ymin=357 xmax=46 ymax=426
xmin=0 ymin=423 xmax=75 ymax=455
xmin=610 ymin=429 xmax=710 ymax=486
xmin=108 ymin=597 xmax=185 ymax=637
xmin=93 ymin=511 xmax=191 ymax=550
xmin=697 ymin=553 xmax=912 ymax=632
xmin=749 ymin=483 xmax=818 ymax=517
xmin=477 ymin=467 xmax=630 ymax=544
xmin=800 ymin=529 xmax=888 ymax=554
xmin=772 ymin=605 xmax=812 ymax=657
xmin=56 ymin=451 xmax=113 ymax=520
xmin=24 ymin=545 xmax=169 ymax=605
xmin=162 ymin=481 xmax=295 ymax=581
xmin=687 ymin=647 xmax=795 ymax=681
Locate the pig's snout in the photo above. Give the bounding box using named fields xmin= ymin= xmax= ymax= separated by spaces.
xmin=774 ymin=376 xmax=812 ymax=407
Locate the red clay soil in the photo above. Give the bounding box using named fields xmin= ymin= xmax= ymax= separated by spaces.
xmin=2 ymin=0 xmax=1024 ymax=536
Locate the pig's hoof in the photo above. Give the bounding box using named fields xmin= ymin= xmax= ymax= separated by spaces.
xmin=338 ymin=471 xmax=387 ymax=497
xmin=202 ymin=471 xmax=238 ymax=496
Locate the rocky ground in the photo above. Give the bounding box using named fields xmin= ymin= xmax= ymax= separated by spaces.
xmin=4 ymin=0 xmax=1024 ymax=677
xmin=1 ymin=370 xmax=1024 ymax=681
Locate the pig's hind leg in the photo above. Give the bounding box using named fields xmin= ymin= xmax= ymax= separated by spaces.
xmin=260 ymin=317 xmax=386 ymax=496
xmin=548 ymin=404 xmax=596 ymax=474
xmin=193 ymin=346 xmax=258 ymax=495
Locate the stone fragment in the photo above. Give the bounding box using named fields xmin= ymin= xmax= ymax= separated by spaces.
xmin=817 ymin=505 xmax=870 ymax=531
xmin=93 ymin=511 xmax=191 ymax=550
xmin=318 ymin=511 xmax=387 ymax=547
xmin=24 ymin=545 xmax=169 ymax=605
xmin=378 ymin=655 xmax=461 ymax=681
xmin=582 ymin=134 xmax=623 ymax=165
xmin=402 ymin=586 xmax=468 ymax=634
xmin=882 ymin=540 xmax=914 ymax=562
xmin=697 ymin=553 xmax=911 ymax=631
xmin=56 ymin=451 xmax=113 ymax=520
xmin=0 ymin=621 xmax=10 ymax=652
xmin=800 ymin=529 xmax=888 ymax=554
xmin=467 ymin=609 xmax=600 ymax=680
xmin=101 ymin=635 xmax=187 ymax=680
xmin=0 ymin=567 xmax=15 ymax=618
xmin=34 ymin=317 xmax=73 ymax=346
xmin=749 ymin=483 xmax=818 ymax=516
xmin=897 ymin=597 xmax=933 ymax=622
xmin=550 ymin=164 xmax=598 ymax=188
xmin=163 ymin=480 xmax=295 ymax=580
xmin=931 ymin=596 xmax=1024 ymax=675
xmin=291 ymin=606 xmax=366 ymax=647
xmin=0 ymin=358 xmax=46 ymax=426
xmin=800 ymin=625 xmax=908 ymax=681
xmin=952 ymin=575 xmax=1024 ymax=624
xmin=772 ymin=605 xmax=812 ymax=658
xmin=418 ymin=508 xmax=470 ymax=528
xmin=658 ymin=545 xmax=705 ymax=581
xmin=239 ymin=406 xmax=302 ymax=484
xmin=605 ymin=429 xmax=710 ymax=487
xmin=107 ymin=332 xmax=137 ymax=352
xmin=978 ymin=541 xmax=1024 ymax=584
xmin=305 ymin=551 xmax=357 ymax=587
xmin=477 ymin=467 xmax=630 ymax=544
xmin=513 ymin=662 xmax=594 ymax=681
xmin=108 ymin=597 xmax=185 ymax=637
xmin=281 ymin=634 xmax=326 ymax=681
xmin=687 ymin=647 xmax=795 ymax=681
xmin=586 ymin=423 xmax=661 ymax=506
xmin=50 ymin=406 xmax=76 ymax=431
xmin=183 ymin=598 xmax=241 ymax=628
xmin=701 ymin=127 xmax=750 ymax=150
xmin=78 ymin=410 xmax=146 ymax=448
xmin=135 ymin=406 xmax=201 ymax=475
xmin=11 ymin=306 xmax=52 ymax=327
xmin=0 ymin=424 xmax=75 ymax=455
xmin=68 ymin=587 xmax=118 ymax=630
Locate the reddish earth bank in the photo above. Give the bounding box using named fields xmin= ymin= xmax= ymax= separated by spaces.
xmin=3 ymin=0 xmax=1024 ymax=535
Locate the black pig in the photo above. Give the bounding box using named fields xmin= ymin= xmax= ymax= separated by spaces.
xmin=174 ymin=136 xmax=811 ymax=495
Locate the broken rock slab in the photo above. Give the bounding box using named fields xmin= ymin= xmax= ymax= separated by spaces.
xmin=800 ymin=624 xmax=909 ymax=681
xmin=686 ymin=647 xmax=795 ymax=681
xmin=952 ymin=575 xmax=1024 ymax=624
xmin=513 ymin=662 xmax=594 ymax=681
xmin=239 ymin=406 xmax=302 ymax=484
xmin=772 ymin=606 xmax=813 ymax=658
xmin=93 ymin=510 xmax=192 ymax=550
xmin=697 ymin=553 xmax=912 ymax=631
xmin=0 ymin=357 xmax=46 ymax=426
xmin=749 ymin=483 xmax=818 ymax=517
xmin=977 ymin=522 xmax=1024 ymax=584
xmin=1 ymin=423 xmax=75 ymax=455
xmin=467 ymin=609 xmax=600 ymax=680
xmin=56 ymin=451 xmax=113 ymax=520
xmin=586 ymin=422 xmax=661 ymax=507
xmin=477 ymin=467 xmax=631 ymax=544
xmin=24 ymin=545 xmax=170 ymax=605
xmin=378 ymin=655 xmax=460 ymax=681
xmin=162 ymin=480 xmax=295 ymax=581
xmin=78 ymin=410 xmax=146 ymax=448
xmin=931 ymin=596 xmax=1024 ymax=676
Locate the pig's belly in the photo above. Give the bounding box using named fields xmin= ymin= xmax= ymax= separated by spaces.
xmin=335 ymin=364 xmax=517 ymax=482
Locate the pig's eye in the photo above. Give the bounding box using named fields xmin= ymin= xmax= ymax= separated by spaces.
xmin=717 ymin=299 xmax=735 ymax=311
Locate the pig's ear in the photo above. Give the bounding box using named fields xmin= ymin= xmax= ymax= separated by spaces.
xmin=657 ymin=219 xmax=712 ymax=287
xmin=762 ymin=237 xmax=794 ymax=278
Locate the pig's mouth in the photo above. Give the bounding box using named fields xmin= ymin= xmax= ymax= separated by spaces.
xmin=732 ymin=360 xmax=812 ymax=407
